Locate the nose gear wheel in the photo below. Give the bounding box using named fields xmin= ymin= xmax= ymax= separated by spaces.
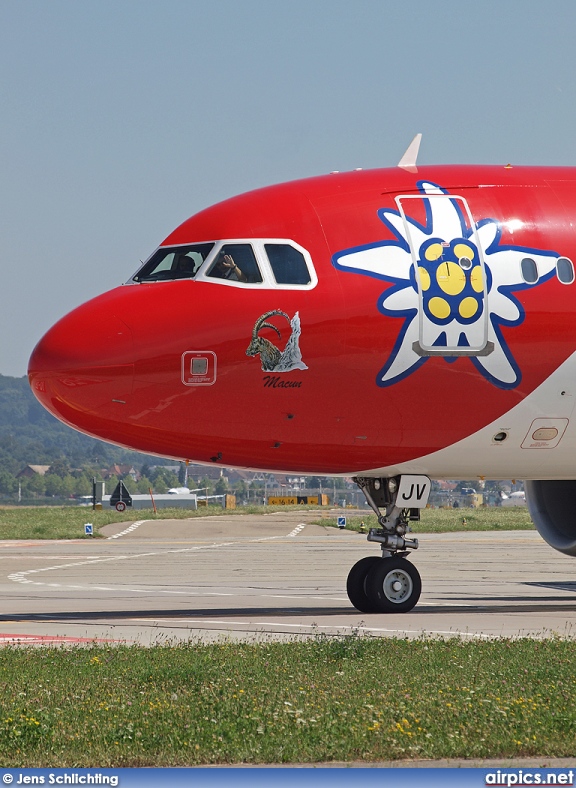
xmin=346 ymin=475 xmax=428 ymax=614
xmin=365 ymin=556 xmax=421 ymax=613
xmin=346 ymin=556 xmax=381 ymax=613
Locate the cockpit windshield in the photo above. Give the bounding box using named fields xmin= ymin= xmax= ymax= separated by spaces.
xmin=131 ymin=238 xmax=317 ymax=289
xmin=133 ymin=244 xmax=214 ymax=282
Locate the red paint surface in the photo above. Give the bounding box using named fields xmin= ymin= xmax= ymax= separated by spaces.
xmin=28 ymin=165 xmax=576 ymax=474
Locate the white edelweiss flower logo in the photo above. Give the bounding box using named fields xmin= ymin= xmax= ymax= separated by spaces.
xmin=333 ymin=181 xmax=560 ymax=389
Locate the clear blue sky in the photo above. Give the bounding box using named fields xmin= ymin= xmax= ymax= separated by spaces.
xmin=2 ymin=0 xmax=576 ymax=377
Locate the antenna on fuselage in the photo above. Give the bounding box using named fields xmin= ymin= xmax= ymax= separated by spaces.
xmin=397 ymin=133 xmax=422 ymax=173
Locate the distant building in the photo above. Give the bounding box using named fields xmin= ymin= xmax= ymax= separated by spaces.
xmin=17 ymin=465 xmax=51 ymax=478
xmin=287 ymin=476 xmax=307 ymax=490
xmin=104 ymin=464 xmax=139 ymax=481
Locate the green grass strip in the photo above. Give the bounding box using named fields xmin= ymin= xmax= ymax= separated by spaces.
xmin=316 ymin=507 xmax=535 ymax=533
xmin=0 ymin=504 xmax=321 ymax=540
xmin=0 ymin=637 xmax=574 ymax=766
xmin=0 ymin=504 xmax=534 ymax=540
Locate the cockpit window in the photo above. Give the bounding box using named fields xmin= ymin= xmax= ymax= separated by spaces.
xmin=131 ymin=238 xmax=316 ymax=289
xmin=133 ymin=243 xmax=214 ymax=282
xmin=206 ymin=244 xmax=263 ymax=284
xmin=265 ymin=243 xmax=311 ymax=285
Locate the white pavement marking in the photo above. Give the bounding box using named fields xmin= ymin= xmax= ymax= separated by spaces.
xmin=128 ymin=618 xmax=494 ymax=639
xmin=6 ymin=527 xmax=307 ymax=593
xmin=267 ymin=594 xmax=348 ymax=601
xmin=287 ymin=524 xmax=306 ymax=537
xmin=8 ymin=542 xmax=234 ymax=585
xmin=107 ymin=520 xmax=147 ymax=539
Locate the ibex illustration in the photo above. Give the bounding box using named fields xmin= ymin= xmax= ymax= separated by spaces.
xmin=246 ymin=310 xmax=291 ymax=371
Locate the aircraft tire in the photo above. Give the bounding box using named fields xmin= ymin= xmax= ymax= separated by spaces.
xmin=346 ymin=556 xmax=381 ymax=613
xmin=365 ymin=556 xmax=421 ymax=613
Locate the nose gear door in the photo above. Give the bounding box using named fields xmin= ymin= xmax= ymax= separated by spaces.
xmin=396 ymin=194 xmax=492 ymax=357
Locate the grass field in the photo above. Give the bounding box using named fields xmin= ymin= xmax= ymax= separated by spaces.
xmin=0 ymin=502 xmax=552 ymax=767
xmin=0 ymin=503 xmax=534 ymax=540
xmin=316 ymin=506 xmax=535 ymax=533
xmin=0 ymin=637 xmax=574 ymax=767
xmin=0 ymin=503 xmax=319 ymax=540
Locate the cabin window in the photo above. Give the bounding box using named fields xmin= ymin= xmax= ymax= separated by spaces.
xmin=265 ymin=244 xmax=312 ymax=285
xmin=206 ymin=244 xmax=263 ymax=284
xmin=521 ymin=257 xmax=539 ymax=284
xmin=556 ymin=257 xmax=575 ymax=284
xmin=133 ymin=244 xmax=214 ymax=282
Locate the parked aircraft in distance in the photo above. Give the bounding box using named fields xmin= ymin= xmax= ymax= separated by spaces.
xmin=500 ymin=491 xmax=527 ymax=507
xmin=28 ymin=136 xmax=576 ymax=614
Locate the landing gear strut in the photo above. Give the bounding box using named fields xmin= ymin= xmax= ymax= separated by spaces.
xmin=348 ymin=475 xmax=430 ymax=613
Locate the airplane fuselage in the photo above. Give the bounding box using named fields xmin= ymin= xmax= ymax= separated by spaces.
xmin=28 ymin=164 xmax=576 ymax=480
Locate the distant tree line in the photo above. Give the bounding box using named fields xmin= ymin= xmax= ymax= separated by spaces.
xmin=0 ymin=374 xmax=184 ymax=500
xmin=0 ymin=463 xmax=307 ymax=503
xmin=0 ymin=463 xmax=185 ymax=501
xmin=0 ymin=375 xmax=388 ymax=506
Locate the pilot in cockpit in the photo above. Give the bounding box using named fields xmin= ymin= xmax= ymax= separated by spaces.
xmin=210 ymin=250 xmax=248 ymax=283
xmin=174 ymin=254 xmax=196 ymax=278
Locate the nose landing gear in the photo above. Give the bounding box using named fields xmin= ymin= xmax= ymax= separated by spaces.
xmin=348 ymin=475 xmax=430 ymax=613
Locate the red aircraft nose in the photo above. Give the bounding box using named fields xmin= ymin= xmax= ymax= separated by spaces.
xmin=28 ymin=294 xmax=135 ymax=439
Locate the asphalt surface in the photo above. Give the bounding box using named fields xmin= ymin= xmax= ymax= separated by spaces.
xmin=0 ymin=510 xmax=575 ymax=645
xmin=4 ymin=510 xmax=576 ymax=769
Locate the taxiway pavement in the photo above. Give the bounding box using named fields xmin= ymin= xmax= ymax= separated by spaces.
xmin=0 ymin=511 xmax=575 ymax=645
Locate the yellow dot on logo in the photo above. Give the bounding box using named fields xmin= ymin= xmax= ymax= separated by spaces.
xmin=418 ymin=266 xmax=431 ymax=290
xmin=471 ymin=266 xmax=484 ymax=293
xmin=425 ymin=243 xmax=443 ymax=261
xmin=459 ymin=297 xmax=479 ymax=319
xmin=454 ymin=243 xmax=474 ymax=260
xmin=429 ymin=297 xmax=451 ymax=319
xmin=436 ymin=262 xmax=465 ymax=295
